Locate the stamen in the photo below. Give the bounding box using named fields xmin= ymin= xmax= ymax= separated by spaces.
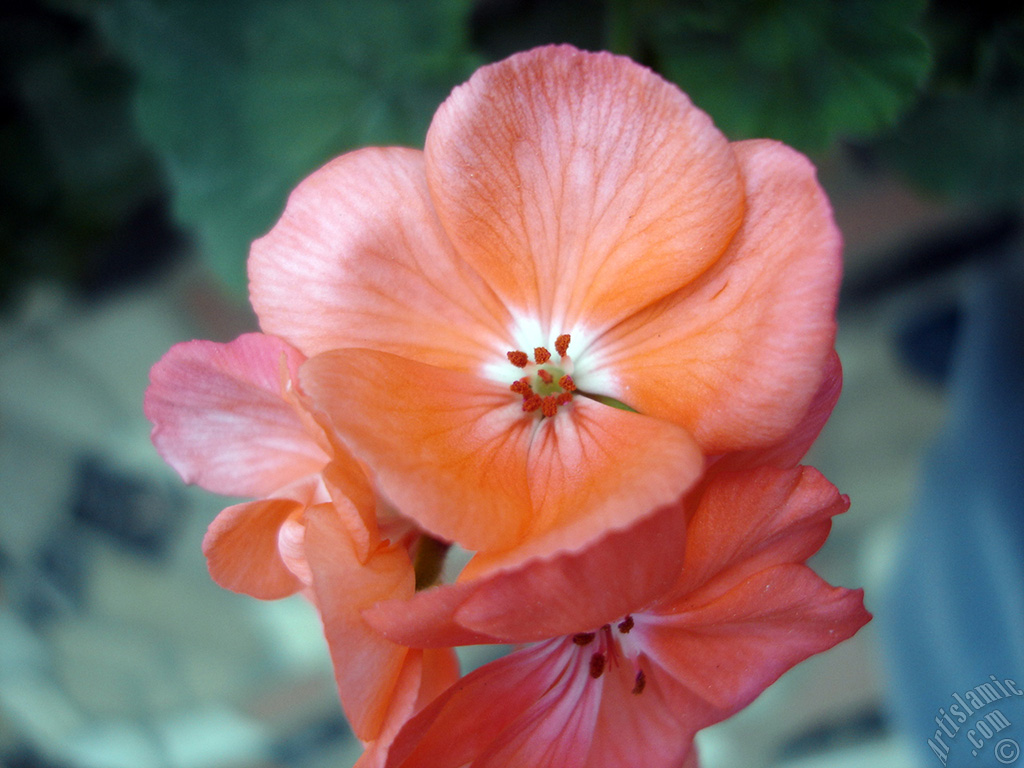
xmin=589 ymin=653 xmax=606 ymax=679
xmin=507 ymin=350 xmax=529 ymax=368
xmin=522 ymin=394 xmax=542 ymax=412
xmin=555 ymin=334 xmax=571 ymax=357
xmin=617 ymin=615 xmax=634 ymax=634
xmin=572 ymin=632 xmax=596 ymax=646
xmin=510 ymin=378 xmax=532 ymax=395
xmin=555 ymin=392 xmax=572 ymax=406
xmin=537 ymin=369 xmax=554 ymax=384
xmin=533 ymin=347 xmax=551 ymax=364
xmin=541 ymin=396 xmax=558 ymax=418
xmin=632 ymin=669 xmax=646 ymax=695
xmin=558 ymin=374 xmax=576 ymax=392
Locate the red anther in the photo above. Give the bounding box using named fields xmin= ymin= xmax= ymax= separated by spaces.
xmin=554 ymin=392 xmax=572 ymax=406
xmin=533 ymin=347 xmax=551 ymax=364
xmin=510 ymin=379 xmax=532 ymax=395
xmin=589 ymin=653 xmax=606 ymax=679
xmin=522 ymin=394 xmax=542 ymax=412
xmin=555 ymin=334 xmax=571 ymax=357
xmin=507 ymin=350 xmax=529 ymax=368
xmin=617 ymin=615 xmax=634 ymax=634
xmin=632 ymin=669 xmax=646 ymax=695
xmin=558 ymin=374 xmax=576 ymax=392
xmin=541 ymin=396 xmax=558 ymax=418
xmin=572 ymin=632 xmax=596 ymax=646
xmin=537 ymin=369 xmax=554 ymax=384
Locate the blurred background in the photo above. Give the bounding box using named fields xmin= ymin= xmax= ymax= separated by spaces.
xmin=1 ymin=1 xmax=1022 ymax=766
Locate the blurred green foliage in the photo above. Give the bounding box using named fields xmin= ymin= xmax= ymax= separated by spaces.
xmin=1 ymin=0 xmax=1021 ymax=309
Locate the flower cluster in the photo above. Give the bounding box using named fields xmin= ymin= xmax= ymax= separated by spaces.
xmin=145 ymin=45 xmax=869 ymax=767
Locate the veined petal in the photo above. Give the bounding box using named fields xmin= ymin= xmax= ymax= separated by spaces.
xmin=639 ymin=565 xmax=869 ymax=715
xmin=304 ymin=503 xmax=417 ymax=741
xmin=301 ymin=349 xmax=533 ymax=552
xmin=202 ymin=498 xmax=303 ymax=599
xmin=586 ymin=652 xmax=699 ymax=768
xmin=302 ymin=350 xmax=703 ymax=565
xmin=424 ymin=45 xmax=744 ymax=333
xmin=250 ymin=147 xmax=511 ymax=369
xmin=145 ymin=333 xmax=328 ymax=497
xmin=386 ymin=639 xmax=591 ymax=768
xmin=594 ymin=139 xmax=842 ymax=452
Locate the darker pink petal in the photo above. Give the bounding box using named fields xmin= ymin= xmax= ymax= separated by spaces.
xmin=640 ymin=565 xmax=869 ymax=719
xmin=366 ymin=501 xmax=689 ymax=647
xmin=145 ymin=333 xmax=328 ymax=498
xmin=386 ymin=639 xmax=596 ymax=768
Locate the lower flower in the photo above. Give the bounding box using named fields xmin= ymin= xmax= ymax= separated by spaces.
xmin=368 ymin=464 xmax=870 ymax=768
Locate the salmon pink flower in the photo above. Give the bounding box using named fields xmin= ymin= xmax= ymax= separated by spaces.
xmin=251 ymin=44 xmax=843 ymax=574
xmin=366 ymin=461 xmax=868 ymax=768
xmin=359 ymin=364 xmax=864 ymax=768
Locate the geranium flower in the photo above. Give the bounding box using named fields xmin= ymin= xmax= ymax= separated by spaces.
xmin=355 ymin=361 xmax=864 ymax=767
xmin=364 ymin=462 xmax=867 ymax=768
xmin=145 ymin=333 xmax=458 ymax=745
xmin=250 ymin=44 xmax=842 ymax=574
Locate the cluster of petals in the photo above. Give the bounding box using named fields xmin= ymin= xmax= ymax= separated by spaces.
xmin=145 ymin=332 xmax=458 ymax=754
xmin=144 ymin=43 xmax=865 ymax=768
xmin=361 ymin=354 xmax=868 ymax=768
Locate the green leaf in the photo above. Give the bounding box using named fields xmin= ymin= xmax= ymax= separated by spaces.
xmin=89 ymin=0 xmax=479 ymax=294
xmin=644 ymin=0 xmax=932 ymax=151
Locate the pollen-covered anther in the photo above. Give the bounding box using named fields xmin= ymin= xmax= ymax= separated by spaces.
xmin=510 ymin=378 xmax=532 ymax=395
xmin=632 ymin=669 xmax=646 ymax=695
xmin=522 ymin=394 xmax=542 ymax=412
xmin=555 ymin=334 xmax=571 ymax=357
xmin=589 ymin=653 xmax=606 ymax=679
xmin=507 ymin=333 xmax=576 ymax=417
xmin=617 ymin=615 xmax=634 ymax=633
xmin=572 ymin=632 xmax=596 ymax=646
xmin=507 ymin=350 xmax=529 ymax=368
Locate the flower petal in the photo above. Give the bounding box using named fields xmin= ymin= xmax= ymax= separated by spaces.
xmin=424 ymin=45 xmax=744 ymax=332
xmin=386 ymin=639 xmax=596 ymax=768
xmin=249 ymin=147 xmax=511 ymax=369
xmin=594 ymin=139 xmax=842 ymax=452
xmin=202 ymin=498 xmax=303 ymax=599
xmin=145 ymin=333 xmax=328 ymax=497
xmin=302 ymin=350 xmax=703 ymax=565
xmin=366 ymin=501 xmax=689 ymax=647
xmin=355 ymin=648 xmax=460 ymax=768
xmin=304 ymin=503 xmax=417 ymax=741
xmin=586 ymin=651 xmax=699 ymax=768
xmin=670 ymin=465 xmax=847 ymax=600
xmin=712 ymin=350 xmax=842 ymax=473
xmin=639 ymin=564 xmax=869 ymax=715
